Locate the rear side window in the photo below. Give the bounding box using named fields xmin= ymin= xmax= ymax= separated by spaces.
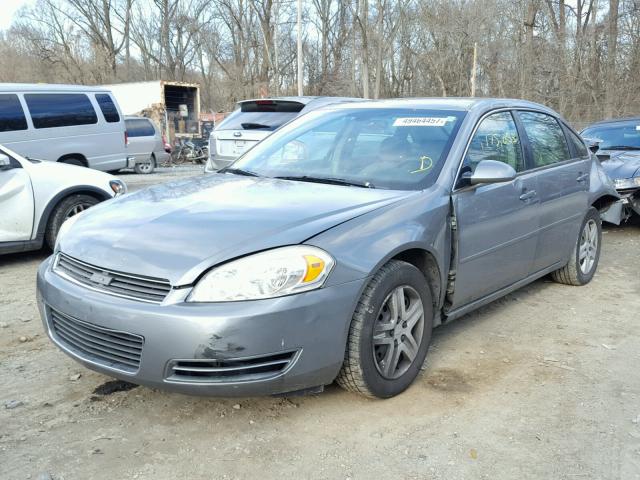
xmin=518 ymin=111 xmax=571 ymax=167
xmin=95 ymin=94 xmax=120 ymax=123
xmin=462 ymin=111 xmax=525 ymax=174
xmin=218 ymin=101 xmax=304 ymax=131
xmin=126 ymin=119 xmax=155 ymax=137
xmin=566 ymin=128 xmax=589 ymax=158
xmin=0 ymin=94 xmax=28 ymax=132
xmin=25 ymin=93 xmax=97 ymax=129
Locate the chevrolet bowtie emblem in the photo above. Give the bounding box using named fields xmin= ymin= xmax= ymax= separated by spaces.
xmin=90 ymin=272 xmax=113 ymax=286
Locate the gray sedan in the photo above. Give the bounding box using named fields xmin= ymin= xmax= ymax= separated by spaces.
xmin=37 ymin=98 xmax=619 ymax=398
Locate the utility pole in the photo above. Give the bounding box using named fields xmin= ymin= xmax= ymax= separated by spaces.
xmin=470 ymin=42 xmax=477 ymax=97
xmin=297 ymin=0 xmax=304 ymax=96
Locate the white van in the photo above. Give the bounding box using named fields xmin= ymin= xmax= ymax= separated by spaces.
xmin=0 ymin=84 xmax=130 ymax=171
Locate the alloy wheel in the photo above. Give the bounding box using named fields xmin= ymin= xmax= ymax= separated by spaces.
xmin=579 ymin=219 xmax=598 ymax=274
xmin=372 ymin=285 xmax=425 ymax=380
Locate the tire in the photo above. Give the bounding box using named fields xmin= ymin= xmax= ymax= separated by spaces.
xmin=45 ymin=194 xmax=99 ymax=249
xmin=134 ymin=154 xmax=155 ymax=175
xmin=59 ymin=157 xmax=85 ymax=167
xmin=551 ymin=207 xmax=602 ymax=286
xmin=336 ymin=260 xmax=434 ymax=398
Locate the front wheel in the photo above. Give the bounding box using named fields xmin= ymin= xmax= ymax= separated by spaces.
xmin=336 ymin=260 xmax=433 ymax=398
xmin=552 ymin=207 xmax=602 ymax=286
xmin=45 ymin=194 xmax=99 ymax=249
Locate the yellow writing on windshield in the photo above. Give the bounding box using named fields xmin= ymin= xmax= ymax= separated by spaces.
xmin=410 ymin=155 xmax=433 ymax=174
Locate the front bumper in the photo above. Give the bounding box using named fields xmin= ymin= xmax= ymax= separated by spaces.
xmin=37 ymin=256 xmax=365 ymax=396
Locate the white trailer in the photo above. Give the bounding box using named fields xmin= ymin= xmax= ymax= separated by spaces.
xmin=103 ymin=80 xmax=201 ymax=145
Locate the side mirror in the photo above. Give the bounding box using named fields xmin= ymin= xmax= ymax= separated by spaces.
xmin=469 ymin=160 xmax=517 ymax=185
xmin=0 ymin=154 xmax=12 ymax=171
xmin=583 ymin=137 xmax=602 ymax=154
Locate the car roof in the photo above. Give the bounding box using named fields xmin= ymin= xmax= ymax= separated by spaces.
xmin=584 ymin=117 xmax=640 ymax=128
xmin=323 ymin=97 xmax=556 ymax=113
xmin=237 ymin=96 xmax=319 ymax=105
xmin=0 ymin=83 xmax=113 ymax=93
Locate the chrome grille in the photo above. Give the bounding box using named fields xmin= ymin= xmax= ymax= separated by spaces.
xmin=48 ymin=307 xmax=143 ymax=373
xmin=54 ymin=253 xmax=171 ymax=304
xmin=166 ymin=351 xmax=297 ymax=383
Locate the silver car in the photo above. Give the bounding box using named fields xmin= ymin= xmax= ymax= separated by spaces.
xmin=204 ymin=96 xmax=360 ymax=172
xmin=37 ymin=98 xmax=619 ymax=399
xmin=124 ymin=116 xmax=171 ymax=174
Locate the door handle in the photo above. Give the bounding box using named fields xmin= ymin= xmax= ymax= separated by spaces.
xmin=519 ymin=190 xmax=537 ymax=202
xmin=577 ymin=173 xmax=589 ymax=183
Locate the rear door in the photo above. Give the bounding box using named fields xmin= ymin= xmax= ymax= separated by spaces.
xmin=516 ymin=111 xmax=590 ymax=272
xmin=213 ymin=100 xmax=305 ymax=159
xmin=126 ymin=118 xmax=156 ymax=161
xmin=450 ymin=110 xmax=540 ymax=308
xmin=0 ymin=155 xmax=34 ymax=242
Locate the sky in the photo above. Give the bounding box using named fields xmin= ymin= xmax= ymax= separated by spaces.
xmin=1 ymin=0 xmax=34 ymax=30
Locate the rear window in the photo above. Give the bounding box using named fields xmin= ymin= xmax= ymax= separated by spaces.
xmin=217 ymin=101 xmax=304 ymax=131
xmin=0 ymin=94 xmax=28 ymax=132
xmin=95 ymin=94 xmax=120 ymax=123
xmin=25 ymin=93 xmax=97 ymax=129
xmin=126 ymin=118 xmax=155 ymax=137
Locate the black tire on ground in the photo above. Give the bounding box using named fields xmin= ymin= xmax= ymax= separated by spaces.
xmin=336 ymin=260 xmax=434 ymax=399
xmin=59 ymin=157 xmax=85 ymax=167
xmin=45 ymin=194 xmax=99 ymax=249
xmin=134 ymin=154 xmax=156 ymax=175
xmin=551 ymin=207 xmax=602 ymax=286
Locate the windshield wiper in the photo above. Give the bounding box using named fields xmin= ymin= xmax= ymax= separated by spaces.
xmin=605 ymin=145 xmax=640 ymax=151
xmin=274 ymin=175 xmax=375 ymax=189
xmin=219 ymin=167 xmax=260 ymax=177
xmin=241 ymin=122 xmax=272 ymax=130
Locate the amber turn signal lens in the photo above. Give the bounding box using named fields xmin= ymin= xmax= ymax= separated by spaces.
xmin=303 ymin=255 xmax=325 ymax=283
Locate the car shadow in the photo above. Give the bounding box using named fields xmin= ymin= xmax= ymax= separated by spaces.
xmin=0 ymin=248 xmax=50 ymax=267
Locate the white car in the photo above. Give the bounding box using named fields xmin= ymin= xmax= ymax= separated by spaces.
xmin=0 ymin=144 xmax=126 ymax=255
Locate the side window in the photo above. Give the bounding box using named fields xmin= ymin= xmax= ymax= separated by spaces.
xmin=566 ymin=128 xmax=589 ymax=158
xmin=0 ymin=94 xmax=28 ymax=132
xmin=518 ymin=111 xmax=571 ymax=167
xmin=95 ymin=94 xmax=120 ymax=123
xmin=462 ymin=111 xmax=524 ymax=176
xmin=126 ymin=119 xmax=155 ymax=137
xmin=25 ymin=93 xmax=98 ymax=129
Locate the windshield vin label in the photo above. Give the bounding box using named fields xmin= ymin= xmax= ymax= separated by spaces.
xmin=393 ymin=117 xmax=449 ymax=127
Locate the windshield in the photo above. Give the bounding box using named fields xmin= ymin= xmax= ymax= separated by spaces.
xmin=582 ymin=121 xmax=640 ymax=150
xmin=230 ymin=108 xmax=466 ymax=190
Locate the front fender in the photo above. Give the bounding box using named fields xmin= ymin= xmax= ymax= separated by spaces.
xmin=306 ymin=187 xmax=451 ymax=306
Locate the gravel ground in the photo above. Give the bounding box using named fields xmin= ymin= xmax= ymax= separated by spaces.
xmin=1 ymin=169 xmax=639 ymax=479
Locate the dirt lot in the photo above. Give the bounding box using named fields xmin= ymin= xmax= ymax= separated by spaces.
xmin=1 ymin=169 xmax=640 ymax=480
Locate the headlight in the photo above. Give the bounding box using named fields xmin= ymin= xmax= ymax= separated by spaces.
xmin=613 ymin=177 xmax=640 ymax=189
xmin=109 ymin=179 xmax=127 ymax=196
xmin=54 ymin=212 xmax=81 ymax=251
xmin=187 ymin=246 xmax=335 ymax=302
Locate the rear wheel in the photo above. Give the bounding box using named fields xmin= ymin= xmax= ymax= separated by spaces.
xmin=551 ymin=207 xmax=602 ymax=286
xmin=336 ymin=260 xmax=433 ymax=398
xmin=134 ymin=154 xmax=155 ymax=174
xmin=45 ymin=194 xmax=99 ymax=249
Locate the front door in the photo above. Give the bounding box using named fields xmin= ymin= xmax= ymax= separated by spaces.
xmin=450 ymin=111 xmax=540 ymax=309
xmin=0 ymin=157 xmax=34 ymax=242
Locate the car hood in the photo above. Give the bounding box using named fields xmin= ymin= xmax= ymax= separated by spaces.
xmin=598 ymin=151 xmax=640 ymax=179
xmin=24 ymin=157 xmax=118 ymax=192
xmin=59 ymin=174 xmax=413 ymax=285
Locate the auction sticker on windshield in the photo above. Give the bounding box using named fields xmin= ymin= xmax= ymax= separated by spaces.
xmin=393 ymin=117 xmax=449 ymax=127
